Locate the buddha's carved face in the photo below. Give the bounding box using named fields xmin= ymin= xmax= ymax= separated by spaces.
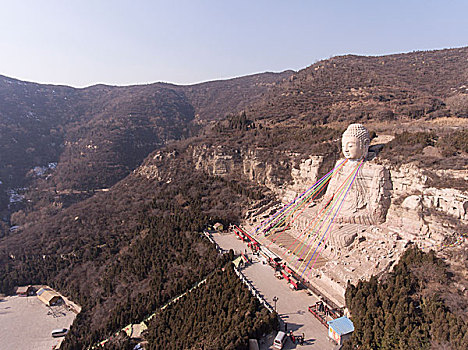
xmin=342 ymin=135 xmax=369 ymax=160
xmin=341 ymin=124 xmax=370 ymax=160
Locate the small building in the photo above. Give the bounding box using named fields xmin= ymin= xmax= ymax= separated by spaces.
xmin=327 ymin=316 xmax=354 ymax=345
xmin=16 ymin=285 xmax=36 ymax=296
xmin=37 ymin=288 xmax=63 ymax=306
xmin=213 ymin=222 xmax=224 ymax=231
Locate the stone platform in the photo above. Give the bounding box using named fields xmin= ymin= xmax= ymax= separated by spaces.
xmin=249 ymin=223 xmax=407 ymax=307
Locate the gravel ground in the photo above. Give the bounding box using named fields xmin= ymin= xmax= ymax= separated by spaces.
xmin=0 ymin=295 xmax=76 ymax=350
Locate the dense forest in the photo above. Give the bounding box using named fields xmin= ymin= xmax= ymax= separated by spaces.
xmin=344 ymin=247 xmax=468 ymax=350
xmin=145 ymin=263 xmax=277 ymax=350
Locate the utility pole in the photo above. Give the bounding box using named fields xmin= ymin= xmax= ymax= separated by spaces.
xmin=273 ymin=296 xmax=278 ymax=312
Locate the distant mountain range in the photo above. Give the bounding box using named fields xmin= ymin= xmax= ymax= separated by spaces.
xmin=0 ymin=71 xmax=291 ymax=208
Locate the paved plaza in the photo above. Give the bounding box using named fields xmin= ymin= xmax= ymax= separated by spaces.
xmin=0 ymin=295 xmax=76 ymax=350
xmin=247 ymin=227 xmax=347 ymax=307
xmin=212 ymin=232 xmax=338 ymax=350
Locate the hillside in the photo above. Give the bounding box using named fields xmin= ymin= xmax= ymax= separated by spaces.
xmin=0 ymin=72 xmax=290 ymax=235
xmin=3 ymin=117 xmax=467 ymax=349
xmin=0 ymin=147 xmax=269 ymax=348
xmin=0 ymin=79 xmax=193 ymax=213
xmin=248 ymin=47 xmax=468 ymax=124
xmin=344 ymin=247 xmax=468 ymax=349
xmin=2 ymin=47 xmax=466 ymax=224
xmin=170 ymin=71 xmax=294 ymax=122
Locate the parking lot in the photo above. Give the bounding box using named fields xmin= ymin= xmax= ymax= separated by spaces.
xmin=0 ymin=295 xmax=76 ymax=350
xmin=212 ymin=232 xmax=337 ymax=350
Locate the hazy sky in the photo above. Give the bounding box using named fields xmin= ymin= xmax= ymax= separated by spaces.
xmin=0 ymin=0 xmax=467 ymax=87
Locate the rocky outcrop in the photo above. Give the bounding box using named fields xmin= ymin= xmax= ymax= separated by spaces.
xmin=190 ymin=145 xmax=294 ymax=187
xmin=423 ymin=187 xmax=467 ymax=221
xmin=389 ymin=163 xmax=428 ymax=194
xmin=291 ymin=156 xmax=324 ymax=190
xmin=136 ymin=164 xmax=161 ymax=181
xmin=384 ymin=163 xmax=467 ymax=243
xmin=137 ymin=143 xmax=466 ymax=244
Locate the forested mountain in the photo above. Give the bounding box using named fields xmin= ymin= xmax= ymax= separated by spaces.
xmin=344 ymin=247 xmax=468 ymax=349
xmin=0 ymin=71 xmax=290 ymax=232
xmin=0 ymin=47 xmax=467 ymax=349
xmin=0 ymin=70 xmax=292 ymax=193
xmin=0 ymin=79 xmax=192 ymax=216
xmin=0 ymin=146 xmax=269 ymax=348
xmin=2 ymin=47 xmax=467 ymax=223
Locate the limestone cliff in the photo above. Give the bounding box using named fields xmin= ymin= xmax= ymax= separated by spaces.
xmin=137 ymin=143 xmax=466 ymax=243
xmin=384 ymin=163 xmax=467 ymax=244
xmin=189 ymin=144 xmax=325 ymax=190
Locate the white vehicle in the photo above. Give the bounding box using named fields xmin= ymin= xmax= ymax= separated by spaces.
xmin=273 ymin=331 xmax=287 ymax=349
xmin=51 ymin=328 xmax=68 ymax=338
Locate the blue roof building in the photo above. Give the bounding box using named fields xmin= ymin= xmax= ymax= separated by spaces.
xmin=327 ymin=316 xmax=354 ymax=345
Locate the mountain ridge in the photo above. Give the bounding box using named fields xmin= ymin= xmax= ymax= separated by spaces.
xmin=0 ymin=70 xmax=292 ymax=223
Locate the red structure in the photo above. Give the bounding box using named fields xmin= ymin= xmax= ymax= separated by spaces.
xmin=233 ymin=225 xmax=302 ymax=290
xmin=283 ymin=264 xmax=293 ymax=275
xmin=308 ymin=301 xmax=342 ymax=328
xmin=289 ymin=276 xmax=299 ymax=290
xmin=308 ymin=303 xmax=329 ymax=328
xmin=233 ymin=225 xmax=259 ymax=252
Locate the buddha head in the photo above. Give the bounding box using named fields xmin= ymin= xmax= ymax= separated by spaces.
xmin=342 ymin=124 xmax=370 ymax=160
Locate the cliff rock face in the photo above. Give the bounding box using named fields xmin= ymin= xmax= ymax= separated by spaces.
xmin=290 ymin=156 xmax=324 ymax=189
xmin=183 ymin=143 xmax=466 ymax=242
xmin=190 ymin=145 xmax=293 ymax=187
xmin=384 ymin=163 xmax=467 ymax=244
xmin=423 ymin=187 xmax=467 ymax=221
xmin=278 ymin=156 xmax=324 ymax=204
xmin=267 ymin=157 xmax=465 ymax=306
xmin=281 ymin=159 xmax=466 ymax=242
xmin=138 ymin=143 xmax=465 ymax=244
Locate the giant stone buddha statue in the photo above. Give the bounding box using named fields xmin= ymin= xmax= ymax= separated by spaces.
xmin=323 ymin=124 xmax=391 ymax=226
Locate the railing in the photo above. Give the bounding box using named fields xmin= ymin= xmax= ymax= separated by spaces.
xmin=300 ymin=279 xmax=342 ymax=316
xmin=233 ymin=267 xmax=275 ymax=314
xmin=255 ymin=243 xmax=343 ymax=316
xmin=201 ymin=231 xmax=223 ymax=253
xmin=308 ymin=305 xmax=330 ymax=328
